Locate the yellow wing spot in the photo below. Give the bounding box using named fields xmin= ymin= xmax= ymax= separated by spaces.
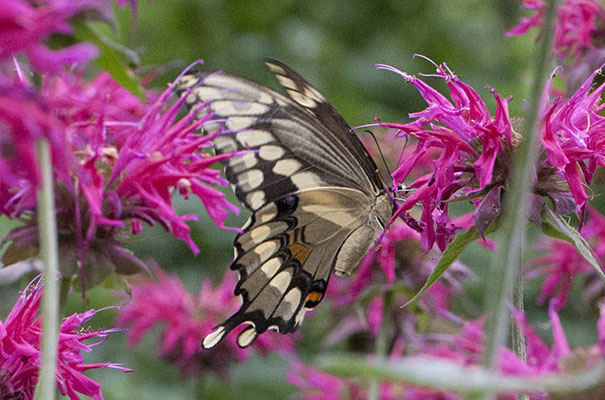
xmin=288 ymin=243 xmax=311 ymax=264
xmin=305 ymin=291 xmax=323 ymax=304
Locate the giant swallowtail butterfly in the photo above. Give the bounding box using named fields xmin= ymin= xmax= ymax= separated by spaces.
xmin=177 ymin=59 xmax=394 ymax=348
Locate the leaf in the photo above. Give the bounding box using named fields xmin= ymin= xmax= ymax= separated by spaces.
xmin=404 ymin=222 xmax=498 ymax=307
xmin=542 ymin=207 xmax=604 ymax=279
xmin=73 ymin=21 xmax=145 ymax=99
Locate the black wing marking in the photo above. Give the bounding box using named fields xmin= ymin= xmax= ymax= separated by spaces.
xmin=176 ymin=61 xmax=386 ymax=349
xmin=265 ymin=59 xmax=383 ymax=190
xmin=202 ymin=188 xmax=372 ymax=349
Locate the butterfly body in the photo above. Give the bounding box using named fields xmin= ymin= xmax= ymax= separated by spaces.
xmin=177 ymin=60 xmax=393 ymax=348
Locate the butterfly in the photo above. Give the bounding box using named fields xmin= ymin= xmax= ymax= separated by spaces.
xmin=177 ymin=59 xmax=395 ymax=348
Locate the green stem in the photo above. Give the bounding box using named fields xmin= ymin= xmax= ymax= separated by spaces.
xmin=368 ymin=290 xmax=393 ymax=400
xmin=481 ymin=0 xmax=556 ymax=378
xmin=59 ymin=277 xmax=71 ymax=316
xmin=512 ymin=272 xmax=528 ymax=400
xmin=33 ymin=139 xmax=60 ymax=400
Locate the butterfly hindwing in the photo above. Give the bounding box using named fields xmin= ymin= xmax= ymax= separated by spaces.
xmin=177 ymin=60 xmax=394 ymax=349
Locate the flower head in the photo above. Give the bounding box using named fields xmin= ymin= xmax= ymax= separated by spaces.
xmin=0 ymin=278 xmax=129 ymax=400
xmin=1 ymin=67 xmax=240 ymax=289
xmin=376 ymin=57 xmax=515 ymax=250
xmin=505 ymin=0 xmax=604 ymax=58
xmin=0 ymin=0 xmax=105 ymax=72
xmin=116 ymin=268 xmax=294 ymax=378
xmin=539 ymin=65 xmax=605 ymax=209
xmin=420 ymin=301 xmax=605 ymax=395
xmin=0 ymin=76 xmax=69 ymax=215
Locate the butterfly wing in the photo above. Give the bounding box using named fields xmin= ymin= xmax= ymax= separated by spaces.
xmin=177 ymin=60 xmax=393 ymax=348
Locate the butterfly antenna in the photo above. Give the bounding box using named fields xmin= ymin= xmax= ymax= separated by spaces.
xmin=395 ymin=135 xmax=408 ymax=172
xmin=364 ymin=130 xmax=392 ymax=178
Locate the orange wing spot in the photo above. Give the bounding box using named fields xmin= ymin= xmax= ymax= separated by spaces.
xmin=305 ymin=291 xmax=323 ymax=304
xmin=288 ymin=243 xmax=311 ymax=264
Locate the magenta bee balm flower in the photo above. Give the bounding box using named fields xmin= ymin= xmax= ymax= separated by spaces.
xmin=0 ymin=279 xmax=129 ymax=400
xmin=0 ymin=0 xmax=104 ymax=72
xmin=116 ymin=268 xmax=294 ymax=378
xmin=506 ymin=0 xmax=604 ymax=58
xmin=376 ymin=56 xmax=602 ymax=252
xmin=376 ymin=57 xmax=515 ymax=250
xmin=539 ymin=65 xmax=605 ymax=209
xmin=1 ymin=67 xmax=239 ymax=289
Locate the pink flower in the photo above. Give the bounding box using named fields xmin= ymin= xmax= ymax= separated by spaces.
xmin=0 ymin=278 xmax=129 ymax=400
xmin=375 ymin=57 xmax=514 ymax=250
xmin=0 ymin=0 xmax=105 ymax=72
xmin=116 ymin=268 xmax=294 ymax=378
xmin=287 ymin=354 xmax=458 ymax=399
xmin=62 ymin=69 xmax=240 ymax=254
xmin=505 ymin=0 xmax=604 ymax=58
xmin=342 ymin=221 xmax=472 ymax=305
xmin=292 ymin=296 xmax=605 ymax=399
xmin=323 ymin=221 xmax=472 ymax=348
xmin=539 ymin=65 xmax=605 ymax=209
xmin=1 ymin=67 xmax=239 ymax=289
xmin=528 ymin=207 xmax=605 ymax=308
xmin=418 ymin=303 xmax=605 ymax=398
xmin=287 ymin=360 xmax=363 ymax=400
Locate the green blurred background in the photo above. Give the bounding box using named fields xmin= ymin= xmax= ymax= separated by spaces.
xmin=3 ymin=0 xmax=602 ymax=398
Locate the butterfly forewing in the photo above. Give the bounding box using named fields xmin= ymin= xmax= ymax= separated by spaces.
xmin=177 ymin=59 xmax=394 ymax=349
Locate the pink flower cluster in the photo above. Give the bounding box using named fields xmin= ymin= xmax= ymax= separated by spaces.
xmin=376 ymin=56 xmax=603 ymax=251
xmin=1 ymin=0 xmax=241 ymax=289
xmin=376 ymin=58 xmax=514 ymax=250
xmin=0 ymin=279 xmax=129 ymax=400
xmin=289 ymin=301 xmax=605 ymax=399
xmin=0 ymin=0 xmax=103 ymax=72
xmin=539 ymin=65 xmax=605 ymax=209
xmin=2 ymin=67 xmax=239 ymax=253
xmin=505 ymin=0 xmax=604 ymax=58
xmin=116 ymin=268 xmax=295 ymax=377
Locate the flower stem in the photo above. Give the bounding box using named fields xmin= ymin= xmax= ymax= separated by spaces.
xmin=512 ymin=271 xmax=529 ymax=400
xmin=368 ymin=290 xmax=393 ymax=400
xmin=481 ymin=0 xmax=556 ymax=379
xmin=33 ymin=139 xmax=60 ymax=400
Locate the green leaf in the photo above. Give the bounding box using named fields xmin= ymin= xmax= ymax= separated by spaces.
xmin=73 ymin=21 xmax=145 ymax=99
xmin=542 ymin=207 xmax=604 ymax=279
xmin=404 ymin=229 xmax=477 ymax=307
xmin=404 ymin=222 xmax=498 ymax=307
